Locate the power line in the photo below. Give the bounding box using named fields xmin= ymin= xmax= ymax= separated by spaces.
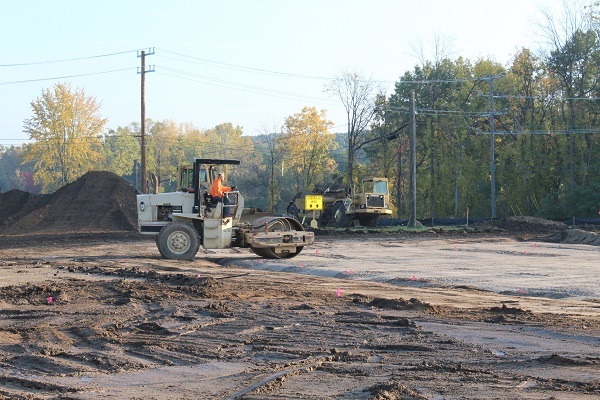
xmin=159 ymin=66 xmax=334 ymax=102
xmin=0 ymin=50 xmax=137 ymax=67
xmin=156 ymin=48 xmax=332 ymax=80
xmin=156 ymin=68 xmax=339 ymax=106
xmin=489 ymin=94 xmax=600 ymax=101
xmin=394 ymin=76 xmax=493 ymax=84
xmin=0 ymin=68 xmax=134 ymax=85
xmin=475 ymin=128 xmax=600 ymax=135
xmin=383 ymin=105 xmax=486 ymax=117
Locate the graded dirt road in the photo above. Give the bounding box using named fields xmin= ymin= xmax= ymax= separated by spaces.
xmin=1 ymin=231 xmax=599 ymax=399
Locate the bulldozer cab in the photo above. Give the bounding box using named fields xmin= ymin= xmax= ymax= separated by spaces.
xmin=353 ymin=177 xmax=390 ymax=212
xmin=362 ymin=178 xmax=389 ymax=195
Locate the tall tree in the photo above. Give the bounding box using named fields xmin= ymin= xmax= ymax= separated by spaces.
xmin=284 ymin=107 xmax=336 ymax=193
xmin=362 ymin=94 xmax=408 ymax=217
xmin=178 ymin=122 xmax=208 ymax=162
xmin=256 ymin=122 xmax=287 ymax=212
xmin=102 ymin=125 xmax=138 ymax=177
xmin=326 ymin=71 xmax=380 ymax=188
xmin=204 ymin=122 xmax=246 ymax=159
xmin=204 ymin=122 xmax=262 ymax=196
xmin=539 ymin=0 xmax=600 ymax=187
xmin=504 ymin=48 xmax=544 ymax=214
xmin=548 ymin=29 xmax=599 ymax=184
xmin=146 ymin=119 xmax=179 ymax=193
xmin=23 ymin=82 xmax=106 ymax=193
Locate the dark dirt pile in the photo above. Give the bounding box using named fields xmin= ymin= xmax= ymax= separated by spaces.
xmin=477 ymin=216 xmax=569 ymax=233
xmin=0 ymin=171 xmax=138 ymax=235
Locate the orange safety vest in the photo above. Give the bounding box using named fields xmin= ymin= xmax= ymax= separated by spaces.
xmin=209 ymin=177 xmax=231 ymax=198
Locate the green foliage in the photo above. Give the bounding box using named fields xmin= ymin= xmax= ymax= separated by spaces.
xmin=102 ymin=126 xmax=138 ymax=179
xmin=145 ymin=119 xmax=180 ymax=193
xmin=537 ymin=184 xmax=600 ymax=218
xmin=252 ymin=128 xmax=286 ymax=212
xmin=378 ymin=16 xmax=600 ymax=221
xmin=207 ymin=123 xmax=265 ymax=208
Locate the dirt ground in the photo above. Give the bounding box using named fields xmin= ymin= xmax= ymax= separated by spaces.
xmin=1 ymin=230 xmax=599 ymax=400
xmin=1 ymin=173 xmax=599 ymax=399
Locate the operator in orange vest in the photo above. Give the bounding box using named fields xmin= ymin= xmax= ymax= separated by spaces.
xmin=209 ymin=173 xmax=236 ymax=217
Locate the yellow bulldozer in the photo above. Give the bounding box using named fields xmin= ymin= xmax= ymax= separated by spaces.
xmin=287 ymin=177 xmax=392 ymax=228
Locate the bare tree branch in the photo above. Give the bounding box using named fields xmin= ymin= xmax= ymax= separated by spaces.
xmin=325 ymin=71 xmax=382 ymax=187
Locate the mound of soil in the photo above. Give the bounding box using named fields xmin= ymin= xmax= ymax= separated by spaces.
xmin=0 ymin=171 xmax=138 ymax=235
xmin=562 ymin=229 xmax=600 ymax=246
xmin=477 ymin=216 xmax=568 ymax=233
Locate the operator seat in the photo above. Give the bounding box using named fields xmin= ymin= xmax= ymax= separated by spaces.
xmin=203 ymin=191 xmax=216 ymax=209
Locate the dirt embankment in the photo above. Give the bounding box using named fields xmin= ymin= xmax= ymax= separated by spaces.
xmin=479 ymin=215 xmax=569 ymax=233
xmin=562 ymin=229 xmax=600 ymax=246
xmin=0 ymin=171 xmax=138 ymax=235
xmin=479 ymin=216 xmax=600 ymax=245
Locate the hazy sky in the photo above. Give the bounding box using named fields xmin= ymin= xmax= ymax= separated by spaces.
xmin=1 ymin=0 xmax=565 ymax=146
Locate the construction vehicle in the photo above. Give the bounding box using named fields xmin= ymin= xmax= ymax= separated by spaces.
xmin=138 ymin=158 xmax=314 ymax=260
xmin=287 ymin=177 xmax=392 ymax=228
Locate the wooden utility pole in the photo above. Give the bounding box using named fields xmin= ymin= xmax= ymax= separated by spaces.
xmin=408 ymin=90 xmax=417 ymax=227
xmin=489 ymin=75 xmax=497 ymax=219
xmin=140 ymin=50 xmax=147 ymax=193
xmin=138 ymin=48 xmax=155 ymax=193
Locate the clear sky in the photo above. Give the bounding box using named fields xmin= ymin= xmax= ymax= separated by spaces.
xmin=1 ymin=0 xmax=565 ymax=146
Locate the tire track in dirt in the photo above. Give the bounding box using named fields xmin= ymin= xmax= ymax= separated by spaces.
xmin=1 ymin=241 xmax=600 ymax=398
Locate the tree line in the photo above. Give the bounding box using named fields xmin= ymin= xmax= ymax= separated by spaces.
xmin=1 ymin=2 xmax=598 ymax=220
